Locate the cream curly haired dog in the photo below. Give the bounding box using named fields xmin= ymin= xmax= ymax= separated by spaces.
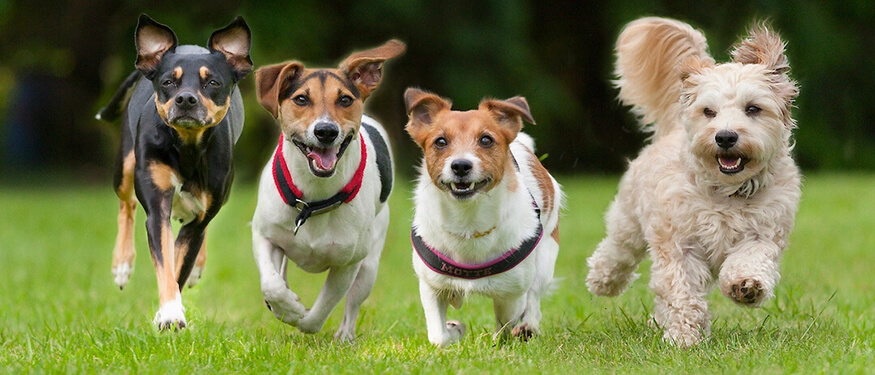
xmin=586 ymin=17 xmax=801 ymax=347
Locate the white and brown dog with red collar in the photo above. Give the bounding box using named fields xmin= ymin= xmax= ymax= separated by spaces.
xmin=404 ymin=88 xmax=562 ymax=347
xmin=250 ymin=40 xmax=405 ymax=342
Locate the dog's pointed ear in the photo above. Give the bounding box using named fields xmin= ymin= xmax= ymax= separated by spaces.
xmin=479 ymin=96 xmax=535 ymax=136
xmin=255 ymin=62 xmax=304 ymax=119
xmin=731 ymin=21 xmax=790 ymax=74
xmin=731 ymin=21 xmax=799 ymax=127
xmin=340 ymin=40 xmax=406 ymax=100
xmin=135 ymin=14 xmax=178 ymax=79
xmin=404 ymin=88 xmax=450 ymax=143
xmin=208 ymin=16 xmax=254 ymax=81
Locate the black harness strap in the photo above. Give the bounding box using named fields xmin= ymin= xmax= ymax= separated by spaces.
xmin=411 ymin=151 xmax=544 ymax=279
xmin=361 ymin=122 xmax=393 ymax=203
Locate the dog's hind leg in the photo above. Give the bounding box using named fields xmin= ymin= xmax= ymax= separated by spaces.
xmin=112 ymin=149 xmax=137 ymax=290
xmin=334 ymin=246 xmax=381 ymax=342
xmin=586 ymin=197 xmax=647 ymax=296
xmin=334 ymin=206 xmax=389 ymax=342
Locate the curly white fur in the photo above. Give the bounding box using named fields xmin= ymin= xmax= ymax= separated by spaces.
xmin=586 ymin=17 xmax=801 ymax=347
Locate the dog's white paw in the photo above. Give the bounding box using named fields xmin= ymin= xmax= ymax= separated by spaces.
xmin=663 ymin=325 xmax=705 ymax=348
xmin=334 ymin=327 xmax=356 ymax=343
xmin=154 ymin=296 xmax=187 ymax=331
xmin=263 ymin=287 xmax=306 ymax=326
xmin=186 ymin=265 xmax=204 ymax=288
xmin=112 ymin=262 xmax=133 ymax=290
xmin=297 ymin=312 xmax=325 ymax=334
xmin=431 ymin=320 xmax=466 ymax=348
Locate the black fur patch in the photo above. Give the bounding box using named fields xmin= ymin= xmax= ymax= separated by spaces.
xmin=362 ymin=122 xmax=392 ymax=203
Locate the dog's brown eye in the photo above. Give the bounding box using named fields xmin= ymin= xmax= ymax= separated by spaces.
xmin=745 ymin=105 xmax=761 ymax=115
xmin=703 ymin=108 xmax=716 ymax=118
xmin=434 ymin=137 xmax=448 ymax=149
xmin=162 ymin=80 xmax=174 ymax=87
xmin=337 ymin=95 xmax=353 ymax=108
xmin=479 ymin=135 xmax=494 ymax=148
xmin=293 ymin=95 xmax=310 ymax=106
xmin=208 ymin=80 xmax=220 ymax=87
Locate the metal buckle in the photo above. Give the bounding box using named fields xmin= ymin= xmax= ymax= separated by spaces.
xmin=293 ymin=199 xmax=309 ymax=211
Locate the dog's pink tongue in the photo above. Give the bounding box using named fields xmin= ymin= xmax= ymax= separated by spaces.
xmin=720 ymin=156 xmax=740 ymax=167
xmin=308 ymin=147 xmax=338 ymax=170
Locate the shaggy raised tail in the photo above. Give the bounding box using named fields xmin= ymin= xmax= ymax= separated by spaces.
xmin=95 ymin=71 xmax=141 ymax=122
xmin=614 ymin=17 xmax=713 ymax=138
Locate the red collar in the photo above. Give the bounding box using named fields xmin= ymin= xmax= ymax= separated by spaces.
xmin=272 ymin=134 xmax=367 ymax=233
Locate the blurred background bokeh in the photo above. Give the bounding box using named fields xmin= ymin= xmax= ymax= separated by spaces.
xmin=0 ymin=0 xmax=872 ymax=183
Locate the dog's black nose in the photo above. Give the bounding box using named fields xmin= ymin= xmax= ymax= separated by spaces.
xmin=450 ymin=159 xmax=473 ymax=177
xmin=715 ymin=130 xmax=738 ymax=149
xmin=175 ymin=92 xmax=199 ymax=110
xmin=314 ymin=122 xmax=340 ymax=144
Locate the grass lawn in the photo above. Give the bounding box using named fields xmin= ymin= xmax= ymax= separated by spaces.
xmin=1 ymin=173 xmax=873 ymax=373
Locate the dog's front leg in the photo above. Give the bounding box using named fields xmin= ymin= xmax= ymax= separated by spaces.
xmin=253 ymin=231 xmax=305 ymax=325
xmin=649 ymin=243 xmax=712 ymax=347
xmin=719 ymin=240 xmax=782 ymax=307
xmin=174 ymin=222 xmax=208 ymax=289
xmin=419 ymin=280 xmax=465 ymax=347
xmin=296 ymin=262 xmax=361 ymax=335
xmin=142 ymin=190 xmax=187 ymax=330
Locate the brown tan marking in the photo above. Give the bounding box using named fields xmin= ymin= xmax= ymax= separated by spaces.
xmin=149 ymin=162 xmax=177 ymax=191
xmin=199 ymin=66 xmax=210 ymax=80
xmin=276 ymin=68 xmax=364 ymax=138
xmin=112 ymin=150 xmax=138 ymax=279
xmin=527 ymin=148 xmax=555 ymax=216
xmin=154 ymin=95 xmax=175 ymax=128
xmin=199 ymin=92 xmax=229 ymax=129
xmin=154 ymin=221 xmax=178 ymax=304
xmin=405 ymin=91 xmax=520 ymax=195
xmin=173 ymin=66 xmax=183 ymax=80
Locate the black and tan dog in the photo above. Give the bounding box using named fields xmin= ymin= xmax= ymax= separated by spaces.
xmin=96 ymin=14 xmax=252 ymax=330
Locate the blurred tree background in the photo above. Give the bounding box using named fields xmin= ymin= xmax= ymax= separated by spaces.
xmin=0 ymin=0 xmax=872 ymax=183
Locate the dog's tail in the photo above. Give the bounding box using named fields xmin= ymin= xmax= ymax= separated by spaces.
xmin=95 ymin=71 xmax=141 ymax=122
xmin=614 ymin=17 xmax=713 ymax=139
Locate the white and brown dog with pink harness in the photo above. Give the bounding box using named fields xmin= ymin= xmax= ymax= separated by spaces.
xmin=250 ymin=40 xmax=404 ymax=342
xmin=404 ymin=88 xmax=562 ymax=347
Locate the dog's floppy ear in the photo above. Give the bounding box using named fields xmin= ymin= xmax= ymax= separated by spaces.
xmin=255 ymin=62 xmax=304 ymax=119
xmin=135 ymin=14 xmax=178 ymax=79
xmin=479 ymin=96 xmax=536 ymax=136
xmin=404 ymin=88 xmax=451 ymax=144
xmin=208 ymin=16 xmax=254 ymax=81
xmin=340 ymin=40 xmax=406 ymax=100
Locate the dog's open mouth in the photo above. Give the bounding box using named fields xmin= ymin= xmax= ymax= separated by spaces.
xmin=293 ymin=134 xmax=354 ymax=177
xmin=717 ymin=155 xmax=749 ymax=174
xmin=445 ymin=179 xmax=490 ymax=200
